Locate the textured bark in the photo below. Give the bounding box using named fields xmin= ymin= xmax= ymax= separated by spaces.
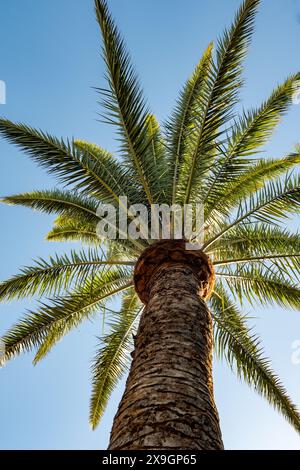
xmin=108 ymin=240 xmax=223 ymax=450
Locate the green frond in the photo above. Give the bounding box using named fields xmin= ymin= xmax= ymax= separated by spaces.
xmin=142 ymin=115 xmax=168 ymax=202
xmin=94 ymin=0 xmax=160 ymax=205
xmin=74 ymin=138 xmax=161 ymax=241
xmin=177 ymin=0 xmax=260 ymax=204
xmin=204 ymin=173 xmax=300 ymax=250
xmin=209 ymin=224 xmax=300 ymax=259
xmin=228 ymin=74 xmax=300 ymax=158
xmin=90 ymin=289 xmax=142 ymax=429
xmin=211 ymin=287 xmax=300 ymax=434
xmin=31 ymin=323 xmax=65 ymax=365
xmin=0 ymin=119 xmax=129 ymax=204
xmin=235 ymin=173 xmax=300 ymax=224
xmin=216 ymin=264 xmax=300 ymax=309
xmin=215 ymin=252 xmax=300 ymax=268
xmin=46 ymin=216 xmax=99 ymax=244
xmin=144 ymin=115 xmax=166 ymax=168
xmin=73 ymin=139 xmax=144 ymax=205
xmin=2 ymin=267 xmax=133 ymax=363
xmin=1 ymin=189 xmax=99 ymax=224
xmin=203 ymin=73 xmax=300 ymax=210
xmin=211 ymin=223 xmax=300 ymax=281
xmin=207 ymin=150 xmax=300 ymax=225
xmin=166 ymin=42 xmax=213 ymax=204
xmin=0 ymin=249 xmax=134 ymax=302
xmin=105 ymin=239 xmax=139 ymax=262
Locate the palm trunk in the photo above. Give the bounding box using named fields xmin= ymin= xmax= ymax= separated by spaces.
xmin=108 ymin=240 xmax=223 ymax=450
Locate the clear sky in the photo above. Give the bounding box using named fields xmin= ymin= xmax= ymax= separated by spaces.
xmin=1 ymin=0 xmax=300 ymax=450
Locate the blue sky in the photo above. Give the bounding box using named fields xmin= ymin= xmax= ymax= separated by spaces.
xmin=1 ymin=0 xmax=300 ymax=450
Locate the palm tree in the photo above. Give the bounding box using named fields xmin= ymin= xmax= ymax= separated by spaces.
xmin=1 ymin=0 xmax=300 ymax=450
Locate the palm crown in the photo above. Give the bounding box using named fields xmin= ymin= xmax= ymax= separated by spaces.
xmin=1 ymin=0 xmax=300 ymax=433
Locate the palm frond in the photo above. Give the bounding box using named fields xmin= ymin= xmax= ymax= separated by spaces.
xmin=2 ymin=267 xmax=133 ymax=363
xmin=1 ymin=189 xmax=99 ymax=224
xmin=208 ymin=224 xmax=300 ymax=258
xmin=90 ymin=289 xmax=142 ymax=429
xmin=203 ymin=74 xmax=300 ymax=210
xmin=46 ymin=215 xmax=99 ymax=245
xmin=166 ymin=42 xmax=213 ymax=203
xmin=206 ymin=150 xmax=300 ymax=224
xmin=211 ymin=224 xmax=300 ymax=280
xmin=73 ymin=140 xmax=144 ymax=205
xmin=204 ymin=173 xmax=300 ymax=250
xmin=215 ymin=253 xmax=300 ymax=268
xmin=211 ymin=287 xmax=300 ymax=434
xmin=0 ymin=249 xmax=134 ymax=302
xmin=95 ymin=0 xmax=159 ymax=205
xmin=0 ymin=119 xmax=127 ymax=203
xmin=177 ymin=0 xmax=260 ymax=204
xmin=216 ymin=264 xmax=300 ymax=309
xmin=141 ymin=115 xmax=168 ymax=202
xmin=105 ymin=239 xmax=140 ymax=262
